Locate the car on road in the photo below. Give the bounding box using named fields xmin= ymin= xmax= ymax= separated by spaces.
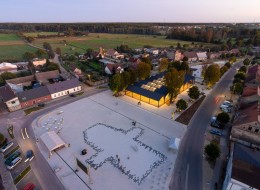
xmin=0 ymin=141 xmax=14 ymax=153
xmin=69 ymin=93 xmax=76 ymax=97
xmin=209 ymin=129 xmax=222 ymax=136
xmin=5 ymin=151 xmax=21 ymax=166
xmin=23 ymin=183 xmax=35 ymax=190
xmin=24 ymin=150 xmax=34 ymax=162
xmin=222 ymin=100 xmax=233 ymax=107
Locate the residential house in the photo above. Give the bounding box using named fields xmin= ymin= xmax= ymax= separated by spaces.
xmin=105 ymin=64 xmax=123 ymax=75
xmin=32 ymin=59 xmax=46 ymax=67
xmin=222 ymin=143 xmax=260 ymax=190
xmin=229 ymin=49 xmax=240 ymax=56
xmin=207 ymin=52 xmax=220 ymax=59
xmin=145 ymin=48 xmax=159 ymax=55
xmin=240 ymin=86 xmax=260 ymax=104
xmin=0 ymin=86 xmax=21 ymax=112
xmin=47 ymin=78 xmax=81 ymax=99
xmin=183 ymin=52 xmax=198 ymax=62
xmin=245 ymin=65 xmax=259 ymax=86
xmin=105 ymin=49 xmax=124 ymax=59
xmin=17 ymin=86 xmax=52 ymax=109
xmin=0 ymin=62 xmax=17 ymax=74
xmin=196 ymin=52 xmax=208 ymax=61
xmin=231 ymin=101 xmax=260 ymax=148
xmin=6 ymin=75 xmax=35 ymax=93
xmin=166 ymin=50 xmax=183 ymax=61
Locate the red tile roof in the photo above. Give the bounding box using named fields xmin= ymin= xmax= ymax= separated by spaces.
xmin=242 ymin=86 xmax=257 ymax=97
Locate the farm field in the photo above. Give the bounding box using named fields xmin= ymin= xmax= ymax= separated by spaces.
xmin=32 ymin=33 xmax=213 ymax=55
xmin=23 ymin=32 xmax=63 ymax=37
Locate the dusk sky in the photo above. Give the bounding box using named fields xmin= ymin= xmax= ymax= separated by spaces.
xmin=1 ymin=0 xmax=260 ymax=23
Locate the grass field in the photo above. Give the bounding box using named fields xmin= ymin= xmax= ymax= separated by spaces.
xmin=23 ymin=32 xmax=62 ymax=37
xmin=0 ymin=45 xmax=38 ymax=62
xmin=0 ymin=34 xmax=38 ymax=62
xmin=32 ymin=33 xmax=213 ymax=55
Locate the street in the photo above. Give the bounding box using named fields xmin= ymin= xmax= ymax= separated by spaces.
xmin=170 ymin=61 xmax=243 ymax=190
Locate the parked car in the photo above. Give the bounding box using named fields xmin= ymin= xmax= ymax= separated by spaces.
xmin=38 ymin=103 xmax=45 ymax=107
xmin=222 ymin=107 xmax=232 ymax=113
xmin=210 ymin=117 xmax=222 ymax=128
xmin=24 ymin=150 xmax=34 ymax=162
xmin=221 ymin=101 xmax=233 ymax=108
xmin=0 ymin=141 xmax=14 ymax=153
xmin=5 ymin=151 xmax=21 ymax=166
xmin=69 ymin=94 xmax=76 ymax=97
xmin=210 ymin=129 xmax=222 ymax=136
xmin=6 ymin=157 xmax=22 ymax=170
xmin=23 ymin=183 xmax=35 ymax=190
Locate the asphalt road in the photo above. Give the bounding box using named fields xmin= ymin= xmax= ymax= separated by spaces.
xmin=1 ymin=87 xmax=107 ymax=190
xmin=170 ymin=61 xmax=243 ymax=190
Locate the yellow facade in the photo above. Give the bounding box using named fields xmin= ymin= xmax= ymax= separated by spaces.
xmin=141 ymin=95 xmax=150 ymax=104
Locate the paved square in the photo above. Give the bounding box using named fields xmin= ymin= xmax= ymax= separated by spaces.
xmin=33 ymin=90 xmax=186 ymax=190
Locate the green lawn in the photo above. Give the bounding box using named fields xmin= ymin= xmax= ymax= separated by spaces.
xmin=32 ymin=33 xmax=214 ymax=55
xmin=0 ymin=34 xmax=21 ymax=41
xmin=0 ymin=45 xmax=38 ymax=62
xmin=23 ymin=32 xmax=62 ymax=37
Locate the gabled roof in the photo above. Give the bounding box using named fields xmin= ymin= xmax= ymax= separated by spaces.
xmin=232 ymin=143 xmax=260 ymax=189
xmin=35 ymin=70 xmax=60 ymax=84
xmin=0 ymin=86 xmax=17 ymax=102
xmin=242 ymin=86 xmax=257 ymax=97
xmin=196 ymin=52 xmax=207 ymax=58
xmin=184 ymin=51 xmax=197 ymax=58
xmin=17 ymin=86 xmax=50 ymax=102
xmin=233 ymin=101 xmax=259 ymax=126
xmin=46 ymin=78 xmax=80 ymax=94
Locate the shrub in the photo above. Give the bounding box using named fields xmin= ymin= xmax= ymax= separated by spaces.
xmin=176 ymin=99 xmax=188 ymax=111
xmin=205 ymin=141 xmax=220 ymax=161
xmin=188 ymin=86 xmax=200 ymax=100
xmin=217 ymin=112 xmax=230 ymax=124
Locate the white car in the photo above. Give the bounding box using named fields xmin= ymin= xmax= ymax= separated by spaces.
xmin=0 ymin=142 xmax=14 ymax=153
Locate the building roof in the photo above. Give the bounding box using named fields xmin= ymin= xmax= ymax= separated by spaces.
xmin=35 ymin=70 xmax=60 ymax=84
xmin=106 ymin=49 xmax=118 ymax=56
xmin=0 ymin=62 xmax=17 ymax=71
xmin=196 ymin=52 xmax=207 ymax=59
xmin=184 ymin=51 xmax=197 ymax=59
xmin=6 ymin=75 xmax=35 ymax=85
xmin=0 ymin=86 xmax=17 ymax=102
xmin=40 ymin=131 xmax=66 ymax=152
xmin=233 ymin=101 xmax=259 ymax=126
xmin=242 ymin=86 xmax=257 ymax=97
xmin=126 ymin=72 xmax=194 ymax=101
xmin=232 ymin=143 xmax=260 ymax=189
xmin=46 ymin=78 xmax=80 ymax=94
xmin=17 ymin=86 xmax=50 ymax=102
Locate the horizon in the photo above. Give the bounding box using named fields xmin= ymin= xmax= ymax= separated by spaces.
xmin=0 ymin=0 xmax=260 ymax=23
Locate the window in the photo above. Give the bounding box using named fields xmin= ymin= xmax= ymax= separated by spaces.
xmin=248 ymin=127 xmax=252 ymax=131
xmin=11 ymin=101 xmax=16 ymax=104
xmin=54 ymin=94 xmax=56 ymax=98
xmin=255 ymin=129 xmax=259 ymax=133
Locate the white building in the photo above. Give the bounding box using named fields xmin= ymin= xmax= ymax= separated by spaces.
xmin=0 ymin=62 xmax=17 ymax=74
xmin=0 ymin=86 xmax=21 ymax=112
xmin=196 ymin=52 xmax=207 ymax=61
xmin=46 ymin=78 xmax=82 ymax=99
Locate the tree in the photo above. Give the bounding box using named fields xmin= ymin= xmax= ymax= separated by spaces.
xmin=121 ymin=71 xmax=130 ymax=90
xmin=47 ymin=63 xmax=60 ymax=71
xmin=234 ymin=72 xmax=246 ymax=81
xmin=43 ymin=42 xmax=52 ymax=51
xmin=204 ymin=64 xmax=221 ymax=86
xmin=0 ymin=72 xmax=17 ymax=81
xmin=109 ymin=73 xmax=122 ymax=95
xmin=128 ymin=68 xmax=137 ymax=84
xmin=232 ymin=82 xmax=243 ymax=95
xmin=0 ymin=133 xmax=6 ymax=146
xmin=188 ymin=86 xmax=200 ymax=100
xmin=55 ymin=47 xmax=61 ymax=55
xmin=176 ymin=99 xmax=188 ymax=111
xmin=182 ymin=56 xmax=188 ymax=62
xmin=238 ymin=66 xmax=247 ymax=73
xmin=217 ymin=112 xmax=230 ymax=124
xmin=159 ymin=58 xmax=169 ymax=72
xmin=137 ymin=62 xmax=151 ymax=80
xmin=224 ymin=62 xmax=231 ymax=69
xmin=0 ymin=77 xmax=4 ymax=86
xmin=220 ymin=66 xmax=228 ymax=76
xmin=86 ymin=48 xmax=94 ymax=58
xmin=141 ymin=57 xmax=151 ymax=65
xmin=229 ymin=57 xmax=236 ymax=64
xmin=165 ymin=68 xmax=185 ymax=103
xmin=204 ymin=141 xmax=220 ymax=161
xmin=243 ymin=58 xmax=250 ymax=65
xmin=48 ymin=50 xmax=55 ymax=59
xmin=23 ymin=52 xmax=37 ymax=61
xmin=35 ymin=49 xmax=46 ymax=58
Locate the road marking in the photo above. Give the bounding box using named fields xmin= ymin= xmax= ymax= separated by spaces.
xmin=21 ymin=129 xmax=25 ymax=140
xmin=185 ymin=164 xmax=190 ymax=190
xmin=25 ymin=128 xmax=29 ymax=138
